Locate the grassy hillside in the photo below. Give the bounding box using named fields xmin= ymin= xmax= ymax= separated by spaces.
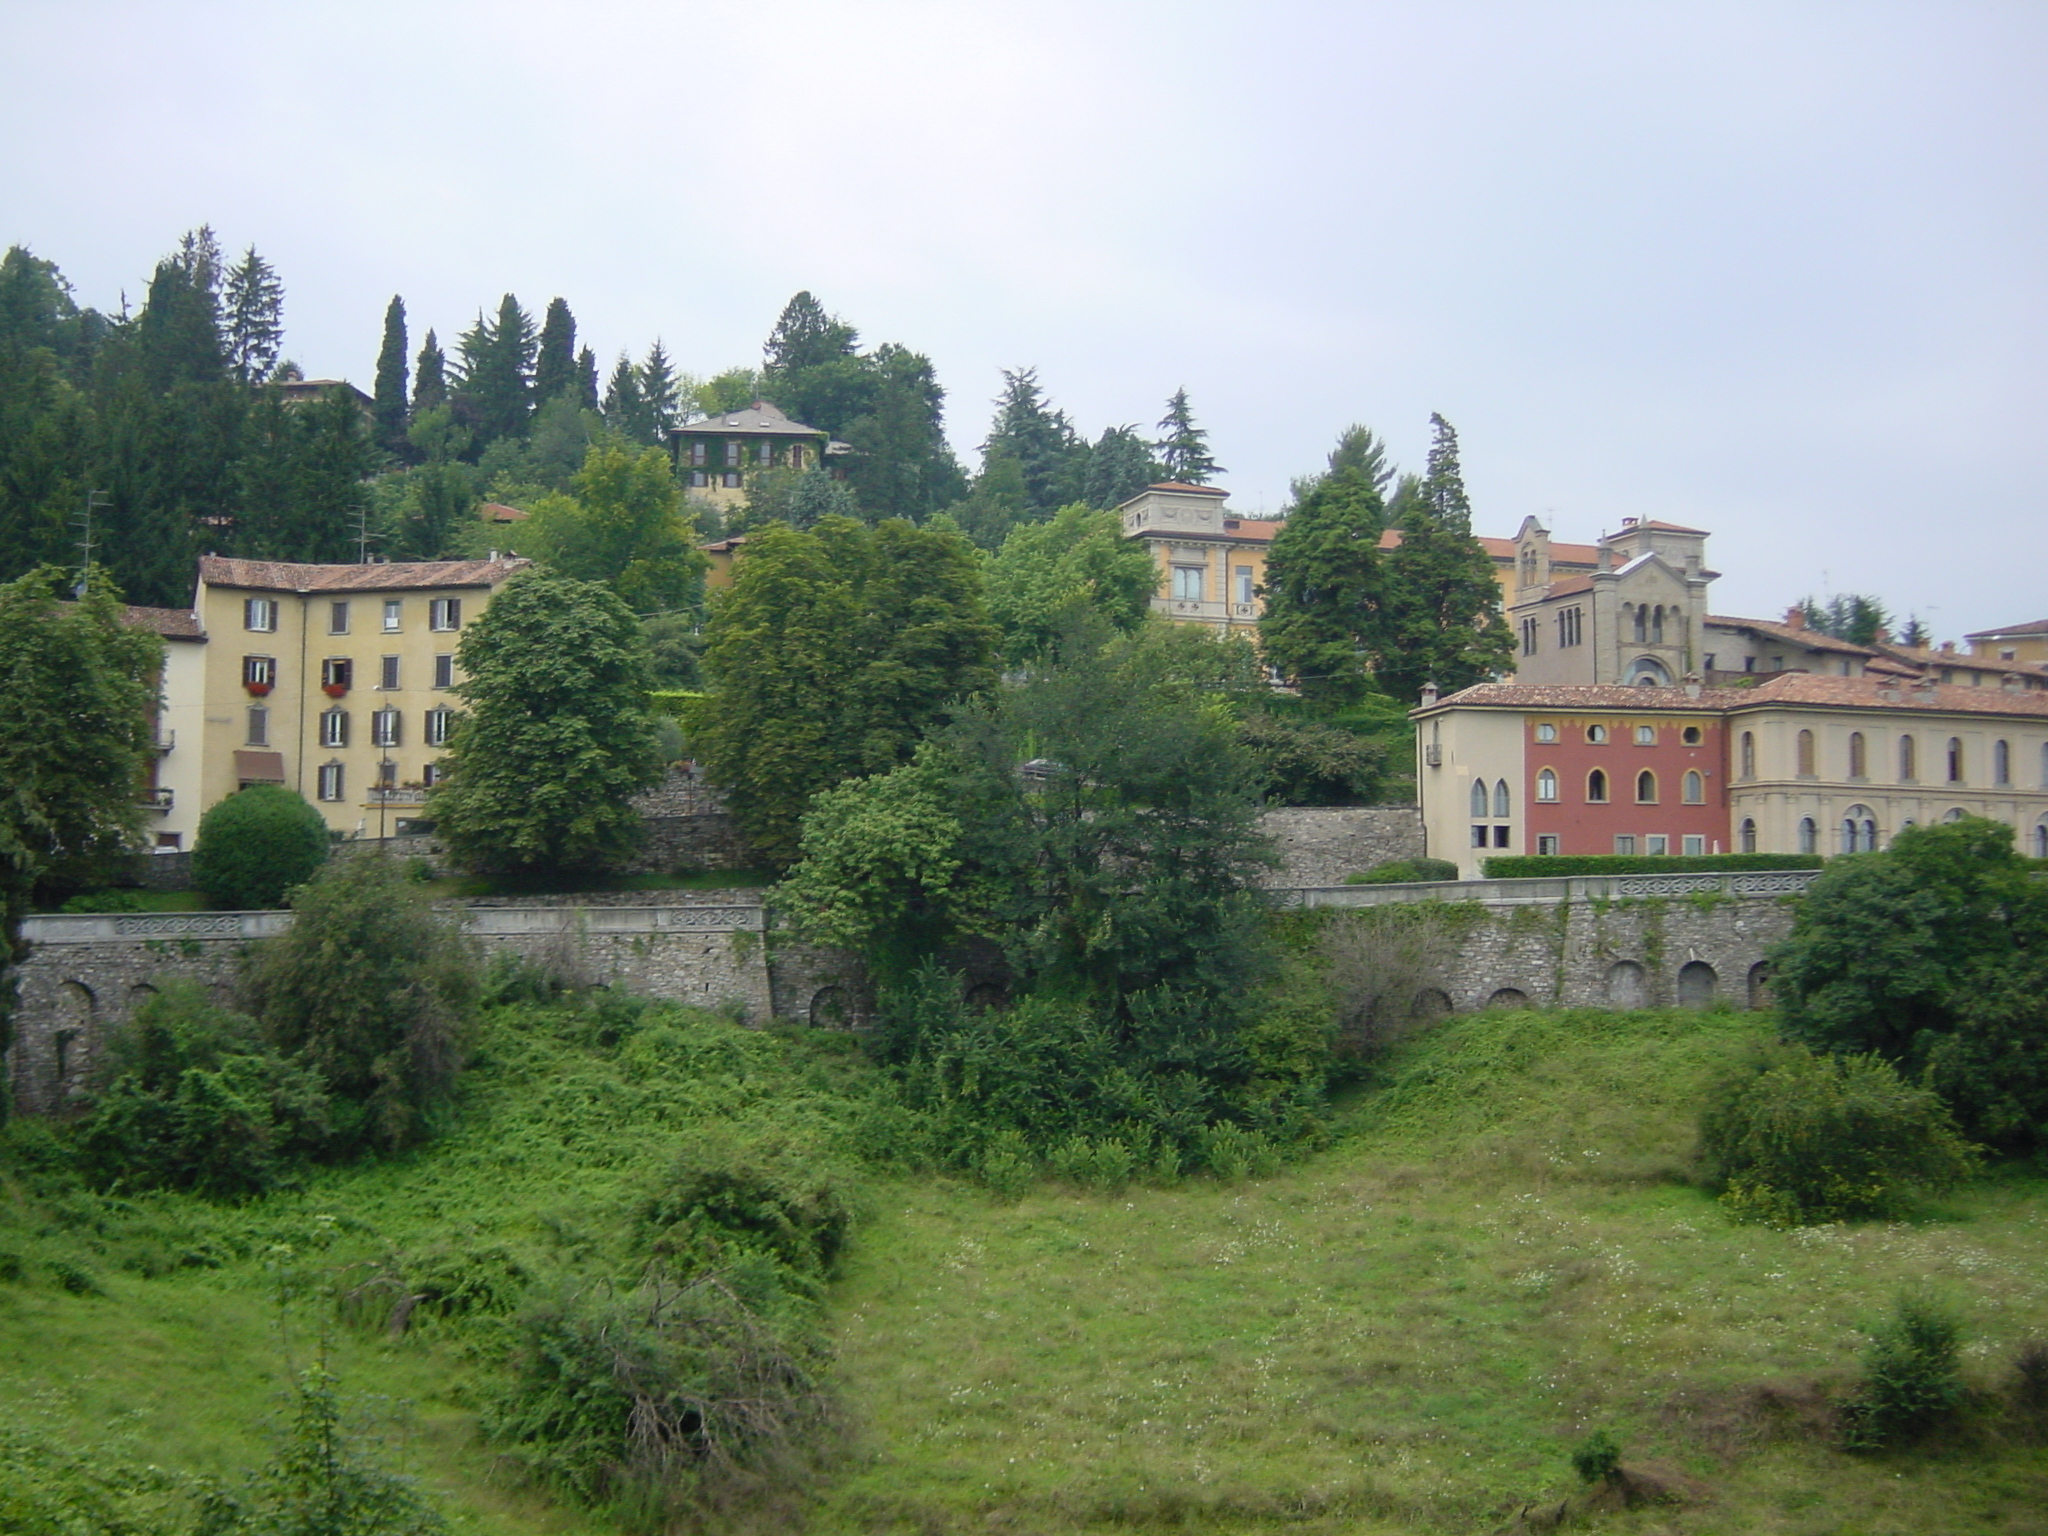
xmin=3 ymin=1001 xmax=2045 ymax=1533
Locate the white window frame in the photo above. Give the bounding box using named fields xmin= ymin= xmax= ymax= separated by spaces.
xmin=244 ymin=597 xmax=278 ymax=633
xmin=425 ymin=707 xmax=453 ymax=747
xmin=1535 ymin=769 xmax=1559 ymax=802
xmin=320 ymin=709 xmax=348 ymax=748
xmin=1681 ymin=834 xmax=1706 ymax=856
xmin=372 ymin=708 xmax=402 ymax=748
xmin=429 ymin=598 xmax=462 ymax=632
xmin=382 ymin=599 xmax=403 ymax=632
xmin=317 ymin=763 xmax=344 ymax=802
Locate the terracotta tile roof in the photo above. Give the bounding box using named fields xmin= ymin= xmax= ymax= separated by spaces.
xmin=1633 ymin=519 xmax=1711 ymax=534
xmin=1705 ymin=614 xmax=1879 ymax=658
xmin=1420 ymin=675 xmax=2048 ymax=721
xmin=121 ymin=604 xmax=204 ymax=639
xmin=198 ymin=555 xmax=530 ymax=593
xmin=1867 ymin=640 xmax=2048 ymax=677
xmin=480 ymin=501 xmax=527 ymax=522
xmin=1964 ymin=618 xmax=2048 ymax=639
xmin=1128 ymin=520 xmax=1279 ymax=544
xmin=1538 ymin=574 xmax=1595 ymax=598
xmin=1144 ymin=481 xmax=1229 ymax=496
xmin=1380 ymin=530 xmax=1597 ymax=565
xmin=1422 ymin=683 xmax=1720 ymax=713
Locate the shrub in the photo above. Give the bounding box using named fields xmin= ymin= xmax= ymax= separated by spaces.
xmin=58 ymin=888 xmax=146 ymax=914
xmin=1841 ymin=1292 xmax=1965 ymax=1451
xmin=1698 ymin=1042 xmax=1978 ymax=1225
xmin=1317 ymin=907 xmax=1458 ymax=1061
xmin=1239 ymin=710 xmax=1388 ymax=805
xmin=1345 ymin=856 xmax=1459 ymax=884
xmin=73 ymin=980 xmax=330 ymax=1197
xmin=191 ymin=784 xmax=330 ymax=909
xmin=638 ymin=1129 xmax=853 ymax=1284
xmin=242 ymin=855 xmax=479 ymax=1154
xmin=1570 ymin=1427 xmax=1622 ymax=1485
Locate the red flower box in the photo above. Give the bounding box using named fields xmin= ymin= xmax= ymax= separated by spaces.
xmin=245 ymin=681 xmax=273 ymax=697
xmin=323 ymin=683 xmax=348 ymax=698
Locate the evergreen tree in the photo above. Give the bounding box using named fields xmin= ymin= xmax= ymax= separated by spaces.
xmin=222 ymin=245 xmax=284 ymax=385
xmin=1290 ymin=424 xmax=1396 ymax=508
xmin=1154 ymin=387 xmax=1222 ymax=483
xmin=454 ymin=294 xmax=535 ymax=448
xmin=1798 ymin=592 xmax=1893 ymax=647
xmin=1372 ymin=414 xmax=1512 ymax=703
xmin=949 ymin=448 xmax=1029 ymax=550
xmin=1082 ymin=424 xmax=1160 ymax=509
xmin=573 ymin=344 xmax=600 ymax=410
xmin=371 ymin=295 xmax=409 ymax=455
xmin=763 ymin=290 xmax=858 ymax=377
xmin=232 ymin=385 xmax=375 ymax=562
xmin=532 ymin=297 xmax=577 ymax=406
xmin=982 ymin=367 xmax=1080 ymax=519
xmin=170 ymin=226 xmax=224 ymax=318
xmin=601 ymin=352 xmax=654 ymax=444
xmin=1257 ymin=467 xmax=1387 ymax=709
xmin=412 ymin=329 xmax=448 ymax=415
xmin=638 ymin=339 xmax=680 ymax=440
xmin=838 ymin=344 xmax=964 ymax=520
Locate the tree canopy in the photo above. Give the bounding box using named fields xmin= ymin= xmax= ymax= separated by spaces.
xmin=519 ymin=441 xmax=706 ymax=614
xmin=1257 ymin=466 xmax=1388 ymax=708
xmin=981 ymin=502 xmax=1157 ymax=665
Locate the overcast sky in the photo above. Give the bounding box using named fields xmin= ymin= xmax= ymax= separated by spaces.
xmin=6 ymin=0 xmax=2042 ymax=636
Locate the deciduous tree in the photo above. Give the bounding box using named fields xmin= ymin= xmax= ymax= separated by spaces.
xmin=982 ymin=502 xmax=1156 ymax=665
xmin=1257 ymin=467 xmax=1388 ymax=709
xmin=520 ymin=441 xmax=706 ymax=613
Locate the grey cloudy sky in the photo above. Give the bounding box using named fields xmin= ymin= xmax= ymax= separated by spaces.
xmin=6 ymin=0 xmax=2042 ymax=635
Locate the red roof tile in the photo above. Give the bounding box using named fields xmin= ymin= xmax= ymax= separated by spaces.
xmin=120 ymin=605 xmax=203 ymax=639
xmin=1705 ymin=615 xmax=1879 ymax=658
xmin=198 ymin=555 xmax=530 ymax=593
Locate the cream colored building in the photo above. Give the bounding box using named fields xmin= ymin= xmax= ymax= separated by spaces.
xmin=1117 ymin=482 xmax=1280 ymax=639
xmin=148 ymin=556 xmax=529 ymax=848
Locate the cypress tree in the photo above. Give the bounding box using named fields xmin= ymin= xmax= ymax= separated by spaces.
xmin=413 ymin=329 xmax=448 ymax=415
xmin=574 ymin=345 xmax=600 ymax=410
xmin=533 ymin=297 xmax=576 ymax=406
xmin=372 ymin=295 xmax=409 ymax=454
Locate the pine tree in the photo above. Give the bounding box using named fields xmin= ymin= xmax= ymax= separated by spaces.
xmin=1082 ymin=424 xmax=1160 ymax=509
xmin=412 ymin=329 xmax=448 ymax=415
xmin=1257 ymin=468 xmax=1387 ymax=709
xmin=763 ymin=290 xmax=858 ymax=377
xmin=638 ymin=339 xmax=680 ymax=440
xmin=983 ymin=367 xmax=1081 ymax=519
xmin=533 ymin=297 xmax=577 ymax=406
xmin=602 ymin=352 xmax=653 ymax=444
xmin=838 ymin=344 xmax=964 ymax=520
xmin=1290 ymin=424 xmax=1395 ymax=509
xmin=1154 ymin=387 xmax=1222 ymax=483
xmin=222 ymin=246 xmax=284 ymax=385
xmin=1372 ymin=414 xmax=1512 ymax=703
xmin=455 ymin=294 xmax=535 ymax=448
xmin=574 ymin=345 xmax=600 ymax=410
xmin=171 ymin=226 xmax=224 ymax=316
xmin=371 ymin=295 xmax=409 ymax=454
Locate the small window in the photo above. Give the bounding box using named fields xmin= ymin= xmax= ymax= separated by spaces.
xmin=433 ymin=653 xmax=455 ymax=690
xmin=430 ymin=597 xmax=462 ymax=631
xmin=242 ymin=655 xmax=276 ymax=689
xmin=758 ymin=441 xmax=775 ymax=466
xmin=383 ymin=599 xmax=402 ymax=632
xmin=1586 ymin=724 xmax=1608 ymax=743
xmin=246 ymin=705 xmax=269 ymax=746
xmin=376 ymin=759 xmax=398 ymax=787
xmin=320 ymin=709 xmax=348 ymax=748
xmin=1534 ymin=723 xmax=1557 ymax=743
xmin=1682 ymin=770 xmax=1703 ymax=804
xmin=1492 ymin=825 xmax=1511 ymax=848
xmin=1681 ymin=725 xmax=1702 ymax=745
xmin=321 ymin=657 xmax=352 ymax=691
xmin=1234 ymin=567 xmax=1253 ymax=605
xmin=1947 ymin=737 xmax=1964 ymax=783
xmin=425 ymin=707 xmax=453 ymax=747
xmin=1536 ymin=835 xmax=1560 ymax=855
xmin=722 ymin=470 xmax=742 ymax=488
xmin=1739 ymin=817 xmax=1757 ymax=853
xmin=1636 ymin=770 xmax=1658 ymax=804
xmin=317 ymin=763 xmax=344 ymax=802
xmin=690 ymin=469 xmax=708 ymax=488
xmin=1634 ymin=725 xmax=1656 ymax=745
xmin=1796 ymin=729 xmax=1816 ymax=777
xmin=1682 ymin=834 xmax=1706 ymax=856
xmin=725 ymin=439 xmax=743 ymax=467
xmin=1645 ymin=834 xmax=1669 ymax=856
xmin=1900 ymin=734 xmax=1917 ymax=782
xmin=1798 ymin=816 xmax=1818 ymax=855
xmin=372 ymin=708 xmax=402 ymax=748
xmin=1614 ymin=834 xmax=1637 ymax=855
xmin=244 ymin=597 xmax=278 ymax=632
xmin=380 ymin=655 xmax=400 ymax=690
xmin=1587 ymin=768 xmax=1608 ymax=803
xmin=1994 ymin=739 xmax=2010 ymax=785
xmin=1740 ymin=731 xmax=1755 ymax=779
xmin=1493 ymin=779 xmax=1511 ymax=818
xmin=1848 ymin=731 xmax=1866 ymax=779
xmin=1471 ymin=824 xmax=1490 ymax=848
xmin=422 ymin=761 xmax=444 ymax=788
xmin=1536 ymin=768 xmax=1559 ymax=802
xmin=328 ymin=600 xmax=349 ymax=634
xmin=1172 ymin=566 xmax=1204 ymax=601
xmin=1471 ymin=780 xmax=1489 ymax=818
xmin=688 ymin=440 xmax=707 ymax=467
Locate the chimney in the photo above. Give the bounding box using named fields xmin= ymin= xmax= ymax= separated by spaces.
xmin=1419 ymin=680 xmax=1440 ymax=706
xmin=1784 ymin=605 xmax=1806 ymax=631
xmin=1874 ymin=625 xmax=1891 ymax=643
xmin=1940 ymin=640 xmax=1956 ymax=654
xmin=1683 ymin=673 xmax=1702 ymax=699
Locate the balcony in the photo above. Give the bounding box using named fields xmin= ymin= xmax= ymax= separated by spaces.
xmin=367 ymin=786 xmax=428 ymax=806
xmin=152 ymin=728 xmax=175 ymax=753
xmin=139 ymin=787 xmax=174 ymax=811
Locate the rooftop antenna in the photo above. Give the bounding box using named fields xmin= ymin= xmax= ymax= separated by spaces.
xmin=353 ymin=497 xmax=378 ymax=564
xmin=73 ymin=489 xmax=109 ymax=597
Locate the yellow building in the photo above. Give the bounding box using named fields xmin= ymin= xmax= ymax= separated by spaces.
xmin=668 ymin=401 xmax=844 ymax=513
xmin=1117 ymin=483 xmax=1279 ymax=638
xmin=1965 ymin=619 xmax=2048 ymax=668
xmin=155 ymin=555 xmax=529 ymax=847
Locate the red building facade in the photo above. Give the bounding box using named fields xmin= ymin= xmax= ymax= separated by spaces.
xmin=1523 ymin=707 xmax=1728 ymax=857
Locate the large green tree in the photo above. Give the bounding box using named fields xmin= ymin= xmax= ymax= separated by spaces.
xmin=455 ymin=294 xmax=536 ymax=450
xmin=982 ymin=501 xmax=1157 ymax=665
xmin=519 ymin=441 xmax=706 ymax=613
xmin=221 ymin=245 xmax=284 ymax=385
xmin=430 ymin=567 xmax=667 ymax=876
xmin=1769 ymin=816 xmax=2048 ymax=1150
xmin=1372 ymin=413 xmax=1512 ymax=702
xmin=1154 ymin=387 xmax=1222 ymax=483
xmin=1081 ymin=424 xmax=1160 ymax=510
xmin=982 ymin=367 xmax=1081 ymax=519
xmin=0 ymin=567 xmax=162 ymax=1112
xmin=1256 ymin=466 xmax=1388 ymax=709
xmin=532 ymin=297 xmax=578 ymax=407
xmin=697 ymin=517 xmax=997 ymax=865
xmin=1289 ymin=423 xmax=1395 ymax=508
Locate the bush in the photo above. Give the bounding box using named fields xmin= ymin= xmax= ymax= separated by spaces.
xmin=1239 ymin=710 xmax=1388 ymax=805
xmin=638 ymin=1129 xmax=853 ymax=1285
xmin=1317 ymin=908 xmax=1458 ymax=1062
xmin=1842 ymin=1292 xmax=1965 ymax=1451
xmin=73 ymin=981 xmax=331 ymax=1197
xmin=1570 ymin=1428 xmax=1622 ymax=1485
xmin=1482 ymin=852 xmax=1821 ymax=879
xmin=1698 ymin=1042 xmax=1978 ymax=1225
xmin=1345 ymin=856 xmax=1459 ymax=885
xmin=242 ymin=855 xmax=479 ymax=1154
xmin=191 ymin=784 xmax=330 ymax=909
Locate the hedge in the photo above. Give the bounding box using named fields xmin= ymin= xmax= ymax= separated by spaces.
xmin=1345 ymin=856 xmax=1460 ymax=885
xmin=1481 ymin=852 xmax=1823 ymax=879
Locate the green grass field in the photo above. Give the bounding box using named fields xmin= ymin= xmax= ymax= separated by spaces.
xmin=4 ymin=1002 xmax=2044 ymax=1534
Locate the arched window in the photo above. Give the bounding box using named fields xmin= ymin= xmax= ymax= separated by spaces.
xmin=1536 ymin=768 xmax=1559 ymax=802
xmin=1493 ymin=779 xmax=1511 ymax=818
xmin=1842 ymin=805 xmax=1876 ymax=853
xmin=1796 ymin=730 xmax=1815 ymax=777
xmin=1848 ymin=732 xmax=1866 ymax=778
xmin=1652 ymin=605 xmax=1665 ymax=644
xmin=1948 ymin=737 xmax=1964 ymax=783
xmin=1739 ymin=817 xmax=1757 ymax=853
xmin=1470 ymin=779 xmax=1489 ymax=818
xmin=2035 ymin=821 xmax=2048 ymax=859
xmin=1740 ymin=731 xmax=1755 ymax=779
xmin=1587 ymin=768 xmax=1609 ymax=803
xmin=1994 ymin=739 xmax=2011 ymax=785
xmin=1798 ymin=816 xmax=1818 ymax=855
xmin=1900 ymin=734 xmax=1916 ymax=781
xmin=1682 ymin=770 xmax=1703 ymax=804
xmin=1628 ymin=657 xmax=1672 ymax=686
xmin=2042 ymin=742 xmax=2048 ymax=787
xmin=1632 ymin=604 xmax=1647 ymax=642
xmin=1636 ymin=770 xmax=1657 ymax=804
xmin=1944 ymin=806 xmax=1965 ymax=822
